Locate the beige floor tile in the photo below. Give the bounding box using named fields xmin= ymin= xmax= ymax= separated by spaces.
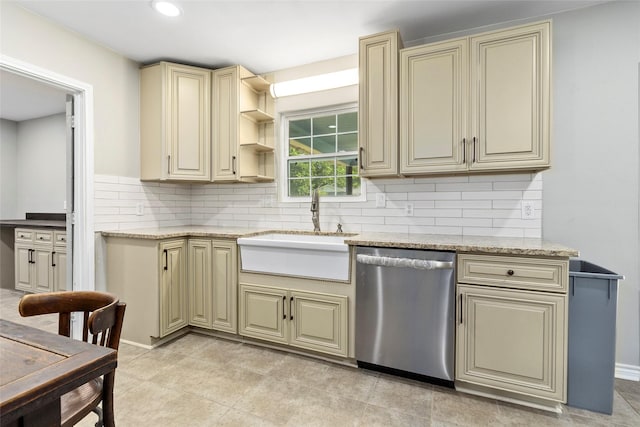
xmin=367 ymin=374 xmax=433 ymax=418
xmin=116 ymin=342 xmax=150 ymax=363
xmin=615 ymin=379 xmax=640 ymax=396
xmin=148 ymin=356 xmax=264 ymax=407
xmin=115 ymin=380 xmax=230 ymax=427
xmin=431 ymin=388 xmax=501 ymax=426
xmin=234 ymin=376 xmax=324 ymax=425
xmin=117 ymin=346 xmax=186 ymax=381
xmin=357 ymin=404 xmax=430 ymax=427
xmin=216 ymin=409 xmax=281 ymax=427
xmin=224 ymin=342 xmax=288 ymax=375
xmin=565 ymin=391 xmax=640 ymax=426
xmin=496 ymin=401 xmax=572 ymax=426
xmin=267 ymin=353 xmax=330 ymax=385
xmin=285 ymin=392 xmax=366 ymax=427
xmin=309 ymin=363 xmax=379 ymax=402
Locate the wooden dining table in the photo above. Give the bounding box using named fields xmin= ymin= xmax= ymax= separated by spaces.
xmin=0 ymin=319 xmax=117 ymax=427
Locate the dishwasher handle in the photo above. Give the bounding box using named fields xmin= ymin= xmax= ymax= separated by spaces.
xmin=356 ymin=254 xmax=454 ymax=270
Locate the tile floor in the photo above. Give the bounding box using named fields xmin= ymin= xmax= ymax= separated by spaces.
xmin=1 ymin=288 xmax=639 ymax=426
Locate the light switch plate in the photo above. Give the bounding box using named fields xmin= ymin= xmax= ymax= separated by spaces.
xmin=136 ymin=203 xmax=144 ymax=216
xmin=376 ymin=193 xmax=386 ymax=208
xmin=521 ymin=201 xmax=535 ymax=219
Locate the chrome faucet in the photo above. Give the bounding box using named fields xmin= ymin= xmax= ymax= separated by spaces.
xmin=311 ymin=189 xmax=320 ymax=232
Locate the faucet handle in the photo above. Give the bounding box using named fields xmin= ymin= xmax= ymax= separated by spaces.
xmin=336 ymin=223 xmax=343 ymax=233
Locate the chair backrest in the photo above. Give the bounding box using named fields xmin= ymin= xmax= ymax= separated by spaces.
xmin=19 ymin=291 xmax=126 ymax=351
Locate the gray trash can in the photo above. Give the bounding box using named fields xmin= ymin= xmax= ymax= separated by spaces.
xmin=568 ymin=260 xmax=623 ymax=414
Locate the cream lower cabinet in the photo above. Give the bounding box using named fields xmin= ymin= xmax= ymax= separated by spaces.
xmin=14 ymin=228 xmax=66 ymax=293
xmin=160 ymin=240 xmax=188 ymax=337
xmin=239 ymin=283 xmax=348 ymax=357
xmin=455 ymin=253 xmax=568 ymax=409
xmin=188 ymin=238 xmax=237 ymax=333
xmin=399 ymin=21 xmax=550 ymax=175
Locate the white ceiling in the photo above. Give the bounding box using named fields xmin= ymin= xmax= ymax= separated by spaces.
xmin=1 ymin=0 xmax=607 ymax=121
xmin=0 ymin=70 xmax=69 ymax=122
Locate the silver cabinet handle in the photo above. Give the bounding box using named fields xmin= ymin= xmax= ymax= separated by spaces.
xmin=472 ymin=137 xmax=476 ymax=163
xmin=232 ymin=156 xmax=237 ymax=175
xmin=359 ymin=147 xmax=364 ymax=170
xmin=356 ymin=254 xmax=453 ymax=270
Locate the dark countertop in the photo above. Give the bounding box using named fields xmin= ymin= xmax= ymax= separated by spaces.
xmin=0 ymin=220 xmax=67 ymax=229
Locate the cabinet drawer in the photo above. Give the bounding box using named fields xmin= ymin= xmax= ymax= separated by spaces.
xmin=15 ymin=229 xmax=33 ymax=243
xmin=34 ymin=231 xmax=53 ymax=244
xmin=458 ymin=254 xmax=568 ymax=293
xmin=54 ymin=231 xmax=67 ymax=246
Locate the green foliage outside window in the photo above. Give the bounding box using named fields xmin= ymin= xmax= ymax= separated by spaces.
xmin=287 ymin=111 xmax=359 ymax=198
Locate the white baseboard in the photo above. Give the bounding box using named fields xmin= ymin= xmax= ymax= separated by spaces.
xmin=616 ymin=363 xmax=640 ymax=381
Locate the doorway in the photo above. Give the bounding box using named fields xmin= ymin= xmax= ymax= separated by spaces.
xmin=0 ymin=55 xmax=95 ymax=292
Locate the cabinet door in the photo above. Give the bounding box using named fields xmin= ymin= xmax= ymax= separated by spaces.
xmin=289 ymin=290 xmax=348 ymax=357
xmin=239 ymin=283 xmax=288 ymax=345
xmin=166 ymin=64 xmax=211 ymax=180
xmin=359 ymin=30 xmax=401 ymax=177
xmin=53 ymin=247 xmax=67 ymax=291
xmin=33 ymin=246 xmax=53 ymax=292
xmin=456 ymin=285 xmax=566 ymax=402
xmin=188 ymin=239 xmax=212 ymax=328
xmin=160 ymin=240 xmax=188 ymax=337
xmin=212 ymin=66 xmax=239 ymax=181
xmin=15 ymin=244 xmax=32 ymax=292
xmin=211 ymin=240 xmax=237 ymax=333
xmin=400 ymin=38 xmax=468 ymax=174
xmin=470 ymin=22 xmax=550 ymax=170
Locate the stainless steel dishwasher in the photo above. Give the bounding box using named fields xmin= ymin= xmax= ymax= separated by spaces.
xmin=356 ymin=246 xmax=456 ymax=385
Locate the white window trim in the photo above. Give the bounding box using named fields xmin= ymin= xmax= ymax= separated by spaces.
xmin=278 ymin=103 xmax=365 ymax=203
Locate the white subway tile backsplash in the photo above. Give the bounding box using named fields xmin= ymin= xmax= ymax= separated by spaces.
xmin=95 ymin=173 xmax=542 ymax=237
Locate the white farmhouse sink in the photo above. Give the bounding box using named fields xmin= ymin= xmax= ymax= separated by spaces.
xmin=237 ymin=233 xmax=351 ymax=281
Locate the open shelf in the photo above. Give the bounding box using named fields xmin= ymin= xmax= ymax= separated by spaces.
xmin=241 ymin=75 xmax=271 ymax=92
xmin=240 ymin=175 xmax=274 ymax=183
xmin=240 ymin=142 xmax=274 ymax=153
xmin=240 ymin=109 xmax=274 ymax=122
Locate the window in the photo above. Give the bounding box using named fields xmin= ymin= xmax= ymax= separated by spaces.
xmin=283 ymin=106 xmax=361 ymax=200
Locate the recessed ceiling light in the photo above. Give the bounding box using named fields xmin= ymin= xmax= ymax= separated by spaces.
xmin=151 ymin=1 xmax=182 ymax=17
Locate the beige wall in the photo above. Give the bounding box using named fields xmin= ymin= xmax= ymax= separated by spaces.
xmin=0 ymin=2 xmax=140 ymax=177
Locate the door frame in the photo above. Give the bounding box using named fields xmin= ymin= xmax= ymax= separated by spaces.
xmin=1 ymin=54 xmax=95 ymax=291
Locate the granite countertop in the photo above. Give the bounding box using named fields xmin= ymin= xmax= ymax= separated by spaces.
xmin=0 ymin=219 xmax=67 ymax=229
xmin=344 ymin=232 xmax=579 ymax=257
xmin=101 ymin=227 xmax=578 ymax=257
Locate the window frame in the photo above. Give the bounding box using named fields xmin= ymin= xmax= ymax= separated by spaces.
xmin=279 ymin=103 xmax=365 ymax=203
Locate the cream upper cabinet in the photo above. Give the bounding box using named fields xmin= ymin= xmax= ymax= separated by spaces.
xmin=400 ymin=38 xmax=469 ymax=174
xmin=160 ymin=239 xmax=188 ymax=337
xmin=212 ymin=65 xmax=275 ymax=183
xmin=469 ymin=21 xmax=551 ymax=170
xmin=359 ymin=30 xmax=402 ymax=177
xmin=239 ymin=283 xmax=349 ymax=357
xmin=398 ymin=21 xmax=551 ymax=176
xmin=140 ymin=62 xmax=211 ymax=181
xmin=456 ymin=285 xmax=566 ymax=403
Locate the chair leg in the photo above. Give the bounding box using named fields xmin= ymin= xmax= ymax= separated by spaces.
xmin=101 ymin=373 xmax=115 ymax=427
xmin=92 ymin=406 xmax=103 ymax=427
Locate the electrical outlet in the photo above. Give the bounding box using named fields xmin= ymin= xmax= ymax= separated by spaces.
xmin=521 ymin=201 xmax=535 ymax=219
xmin=136 ymin=203 xmax=144 ymax=216
xmin=405 ymin=203 xmax=414 ymax=216
xmin=376 ymin=193 xmax=386 ymax=208
xmin=63 ymin=200 xmax=67 ymax=210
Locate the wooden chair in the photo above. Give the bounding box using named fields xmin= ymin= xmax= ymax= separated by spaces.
xmin=18 ymin=291 xmax=126 ymax=427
